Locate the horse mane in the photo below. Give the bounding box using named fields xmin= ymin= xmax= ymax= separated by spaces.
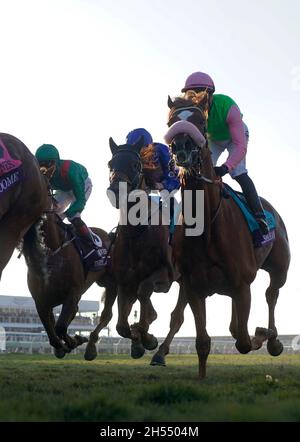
xmin=23 ymin=219 xmax=46 ymax=254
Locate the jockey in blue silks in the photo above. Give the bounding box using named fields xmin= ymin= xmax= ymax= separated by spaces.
xmin=126 ymin=128 xmax=180 ymax=244
xmin=126 ymin=128 xmax=180 ymax=193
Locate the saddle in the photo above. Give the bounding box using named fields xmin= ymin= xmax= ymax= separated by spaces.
xmin=56 ymin=217 xmax=110 ymax=272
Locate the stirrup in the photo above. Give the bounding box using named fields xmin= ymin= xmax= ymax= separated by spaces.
xmin=256 ymin=216 xmax=269 ymax=235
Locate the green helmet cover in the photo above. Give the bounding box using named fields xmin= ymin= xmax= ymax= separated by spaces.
xmin=35 ymin=144 xmax=60 ymax=162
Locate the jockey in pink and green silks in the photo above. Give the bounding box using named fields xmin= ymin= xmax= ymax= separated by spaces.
xmin=180 ymin=71 xmax=269 ymax=235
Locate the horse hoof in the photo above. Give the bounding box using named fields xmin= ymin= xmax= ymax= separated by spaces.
xmin=267 ymin=339 xmax=284 ymax=356
xmin=54 ymin=348 xmax=66 ymax=359
xmin=84 ymin=343 xmax=97 ymax=361
xmin=150 ymin=353 xmax=166 ymax=366
xmin=142 ymin=334 xmax=158 ymax=351
xmin=255 ymin=327 xmax=276 ymax=340
xmin=131 ymin=343 xmax=145 ymax=359
xmin=235 ymin=341 xmax=252 ymax=354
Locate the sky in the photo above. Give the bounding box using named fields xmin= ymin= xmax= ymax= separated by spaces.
xmin=0 ymin=0 xmax=299 ymax=338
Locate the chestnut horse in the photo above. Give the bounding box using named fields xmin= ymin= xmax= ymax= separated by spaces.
xmin=151 ymin=95 xmax=290 ymax=378
xmin=107 ymin=136 xmax=176 ymax=358
xmin=22 ymin=174 xmax=117 ymax=358
xmin=0 ymin=133 xmax=48 ymax=279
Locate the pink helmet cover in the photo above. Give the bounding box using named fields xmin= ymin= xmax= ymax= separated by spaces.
xmin=182 ymin=72 xmax=215 ymax=92
xmin=164 ymin=121 xmax=206 ymax=147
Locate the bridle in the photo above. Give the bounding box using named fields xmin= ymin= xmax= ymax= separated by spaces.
xmin=109 ymin=149 xmax=142 ymax=191
xmin=169 ymin=103 xmax=224 ymax=224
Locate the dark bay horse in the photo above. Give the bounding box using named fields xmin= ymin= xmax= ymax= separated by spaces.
xmin=0 ymin=133 xmax=48 ymax=279
xmin=22 ymin=173 xmax=117 ymax=358
xmin=151 ymin=95 xmax=290 ymax=378
xmin=107 ymin=136 xmax=176 ymax=358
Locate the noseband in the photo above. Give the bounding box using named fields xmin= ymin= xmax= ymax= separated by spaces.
xmin=109 ymin=149 xmax=142 ymax=190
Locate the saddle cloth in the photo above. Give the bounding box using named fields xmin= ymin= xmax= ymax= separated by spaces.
xmin=58 ymin=219 xmax=110 ymax=272
xmin=223 ymin=183 xmax=276 ymax=248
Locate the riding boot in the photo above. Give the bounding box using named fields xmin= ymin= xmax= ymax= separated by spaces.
xmin=70 ymin=217 xmax=102 ymax=271
xmin=234 ymin=173 xmax=269 ymax=235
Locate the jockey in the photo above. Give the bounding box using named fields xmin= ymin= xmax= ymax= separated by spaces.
xmin=126 ymin=128 xmax=180 ymax=193
xmin=35 ymin=144 xmax=102 ymax=271
xmin=181 ymin=71 xmax=269 ymax=235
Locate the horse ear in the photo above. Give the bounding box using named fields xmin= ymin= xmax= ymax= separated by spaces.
xmin=168 ymin=95 xmax=174 ymax=109
xmin=109 ymin=137 xmax=118 ymax=155
xmin=133 ymin=135 xmax=145 ymax=153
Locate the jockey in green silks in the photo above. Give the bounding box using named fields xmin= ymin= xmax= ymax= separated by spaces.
xmin=35 ymin=144 xmax=102 ymax=271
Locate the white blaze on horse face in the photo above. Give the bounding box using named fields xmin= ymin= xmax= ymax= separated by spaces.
xmin=177 ymin=110 xmax=193 ymax=120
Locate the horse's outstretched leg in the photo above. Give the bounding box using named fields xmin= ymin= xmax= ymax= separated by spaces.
xmin=55 ymin=298 xmax=81 ymax=351
xmin=116 ymin=285 xmax=145 ymax=358
xmin=35 ymin=303 xmax=69 ymax=355
xmin=151 ymin=284 xmax=187 ymax=367
xmin=265 ymin=274 xmax=286 ymax=356
xmin=134 ymin=266 xmax=172 ymax=352
xmin=261 ymin=226 xmax=290 ymax=355
xmin=84 ymin=284 xmax=117 ymax=361
xmin=229 ymin=299 xmax=238 ymax=340
xmin=115 ymin=284 xmax=146 ymax=359
xmin=116 ymin=285 xmax=137 ymax=338
xmin=233 ymin=285 xmax=252 ymax=354
xmin=136 ymin=298 xmax=158 ymax=351
xmin=188 ymin=292 xmax=211 ymax=380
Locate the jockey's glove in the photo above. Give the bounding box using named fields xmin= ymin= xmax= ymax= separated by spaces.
xmin=214 ymin=164 xmax=229 ymax=177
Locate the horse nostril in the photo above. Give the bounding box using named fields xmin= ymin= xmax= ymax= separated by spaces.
xmin=177 ymin=151 xmax=186 ymax=164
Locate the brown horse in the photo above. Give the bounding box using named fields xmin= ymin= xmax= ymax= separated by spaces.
xmin=151 ymin=95 xmax=290 ymax=378
xmin=107 ymin=136 xmax=176 ymax=358
xmin=0 ymin=133 xmax=48 ymax=279
xmin=22 ymin=175 xmax=117 ymax=358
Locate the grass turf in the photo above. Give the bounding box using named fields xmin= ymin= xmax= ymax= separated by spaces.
xmin=0 ymin=353 xmax=300 ymax=422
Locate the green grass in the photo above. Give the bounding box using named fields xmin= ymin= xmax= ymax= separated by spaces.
xmin=0 ymin=353 xmax=300 ymax=421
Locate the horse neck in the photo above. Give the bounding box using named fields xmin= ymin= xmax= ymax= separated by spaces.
xmin=181 ymin=159 xmax=221 ymax=244
xmin=42 ymin=213 xmax=67 ymax=249
xmin=22 ymin=213 xmax=61 ymax=271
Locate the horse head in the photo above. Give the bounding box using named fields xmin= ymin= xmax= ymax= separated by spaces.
xmin=165 ymin=95 xmax=211 ymax=172
xmin=107 ymin=136 xmax=144 ymax=208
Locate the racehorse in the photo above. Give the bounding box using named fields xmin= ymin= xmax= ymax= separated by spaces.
xmin=0 ymin=133 xmax=48 ymax=279
xmin=107 ymin=136 xmax=177 ymax=358
xmin=22 ymin=168 xmax=117 ymax=358
xmin=151 ymin=95 xmax=290 ymax=378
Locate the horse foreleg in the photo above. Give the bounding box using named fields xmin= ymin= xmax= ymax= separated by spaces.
xmin=134 ymin=274 xmax=161 ymax=352
xmin=35 ymin=303 xmax=68 ymax=354
xmin=151 ymin=284 xmax=187 ymax=367
xmin=134 ymin=298 xmax=158 ymax=351
xmin=265 ymin=276 xmax=284 ymax=356
xmin=84 ymin=284 xmax=118 ymax=361
xmin=187 ymin=291 xmax=211 ymax=380
xmin=229 ymin=299 xmax=238 ymax=340
xmin=116 ymin=285 xmax=137 ymax=338
xmin=233 ymin=285 xmax=252 ymax=354
xmin=55 ymin=299 xmax=80 ymax=350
